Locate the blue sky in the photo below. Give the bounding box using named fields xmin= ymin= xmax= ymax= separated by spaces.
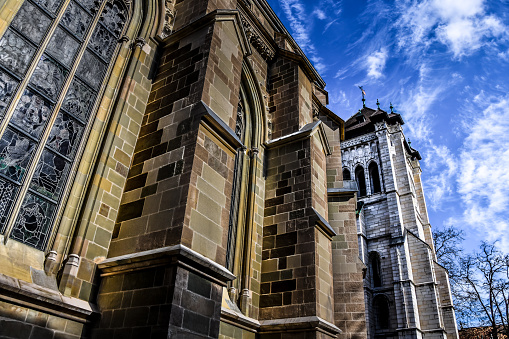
xmin=267 ymin=0 xmax=509 ymax=253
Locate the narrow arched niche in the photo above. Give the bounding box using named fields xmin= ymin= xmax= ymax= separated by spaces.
xmin=355 ymin=166 xmax=366 ymax=196
xmin=369 ymin=162 xmax=381 ymax=194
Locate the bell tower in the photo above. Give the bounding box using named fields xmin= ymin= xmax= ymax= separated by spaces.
xmin=341 ymin=103 xmax=458 ymax=339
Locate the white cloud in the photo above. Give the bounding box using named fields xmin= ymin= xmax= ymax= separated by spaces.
xmin=436 ymin=16 xmax=505 ymax=57
xmin=432 ymin=0 xmax=483 ymax=20
xmin=455 ymin=93 xmax=509 ymax=251
xmin=313 ymin=9 xmax=326 ymax=20
xmin=394 ymin=0 xmax=507 ymax=59
xmin=366 ymin=48 xmax=387 ymax=79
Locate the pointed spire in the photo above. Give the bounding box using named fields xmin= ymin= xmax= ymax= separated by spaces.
xmin=376 ymin=99 xmax=380 ymax=109
xmin=408 ymin=138 xmax=411 ymax=147
xmin=390 ymin=102 xmax=394 ymax=113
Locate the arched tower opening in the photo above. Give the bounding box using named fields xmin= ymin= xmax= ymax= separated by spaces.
xmin=355 ymin=165 xmax=366 ymax=197
xmin=369 ymin=162 xmax=381 ymax=194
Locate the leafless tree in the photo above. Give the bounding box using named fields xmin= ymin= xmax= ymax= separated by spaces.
xmin=433 ymin=225 xmax=464 ymax=284
xmin=459 ymin=242 xmax=509 ymax=337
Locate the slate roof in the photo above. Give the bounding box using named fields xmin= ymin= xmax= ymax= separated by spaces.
xmin=344 ymin=106 xmax=421 ymax=160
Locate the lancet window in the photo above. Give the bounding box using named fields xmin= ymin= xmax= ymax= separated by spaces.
xmin=0 ymin=0 xmax=129 ymax=250
xmin=370 ymin=252 xmax=382 ymax=287
xmin=369 ymin=162 xmax=381 ymax=194
xmin=355 ymin=165 xmax=366 ymax=197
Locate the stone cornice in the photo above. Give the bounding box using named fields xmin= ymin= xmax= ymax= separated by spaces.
xmin=98 ymin=244 xmax=236 ymax=286
xmin=0 ymin=273 xmax=97 ymax=323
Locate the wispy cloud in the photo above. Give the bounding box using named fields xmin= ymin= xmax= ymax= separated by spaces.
xmin=453 ymin=93 xmax=509 ymax=251
xmin=279 ymin=0 xmax=329 ymax=73
xmin=423 ymin=144 xmax=458 ymax=210
xmin=366 ymin=48 xmax=387 ymax=79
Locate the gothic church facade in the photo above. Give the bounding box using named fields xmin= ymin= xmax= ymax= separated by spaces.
xmin=0 ymin=0 xmax=457 ymax=337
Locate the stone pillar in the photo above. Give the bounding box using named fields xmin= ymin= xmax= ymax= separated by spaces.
xmin=93 ymin=4 xmax=250 ymax=337
xmin=260 ymin=122 xmax=340 ymax=339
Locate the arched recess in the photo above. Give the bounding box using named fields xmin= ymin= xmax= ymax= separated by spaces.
xmin=369 ymin=251 xmax=382 ymax=287
xmin=355 ymin=165 xmax=366 ymax=197
xmin=373 ymin=294 xmax=391 ymax=330
xmin=225 ymin=60 xmax=266 ymax=313
xmin=369 ymin=161 xmax=381 ymax=194
xmin=343 ymin=168 xmax=351 ymax=180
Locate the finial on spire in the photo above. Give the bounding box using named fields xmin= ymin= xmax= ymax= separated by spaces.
xmin=408 ymin=138 xmax=411 ymax=147
xmin=358 ymin=86 xmax=366 ymax=108
xmin=390 ymin=102 xmax=394 ymax=113
xmin=376 ymin=99 xmax=380 ymax=109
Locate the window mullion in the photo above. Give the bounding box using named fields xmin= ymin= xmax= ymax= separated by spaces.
xmin=2 ymin=0 xmax=108 ymax=244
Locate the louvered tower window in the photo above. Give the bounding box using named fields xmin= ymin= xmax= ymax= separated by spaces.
xmin=0 ymin=0 xmax=129 ymax=250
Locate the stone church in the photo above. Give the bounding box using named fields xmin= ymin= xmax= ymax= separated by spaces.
xmin=0 ymin=0 xmax=458 ymax=337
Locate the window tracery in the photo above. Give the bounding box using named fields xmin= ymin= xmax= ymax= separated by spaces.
xmin=0 ymin=0 xmax=129 ymax=250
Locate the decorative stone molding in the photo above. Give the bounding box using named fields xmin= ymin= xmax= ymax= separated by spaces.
xmin=240 ymin=14 xmax=275 ymax=60
xmin=131 ymin=37 xmax=146 ymax=49
xmin=118 ymin=35 xmax=130 ymax=43
xmin=341 ymin=132 xmax=377 ymax=148
xmin=341 ymin=140 xmax=380 ymax=170
xmin=44 ymin=250 xmax=59 ymax=275
xmin=159 ymin=0 xmax=175 ymax=39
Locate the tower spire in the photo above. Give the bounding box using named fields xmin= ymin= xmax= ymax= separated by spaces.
xmin=376 ymin=99 xmax=380 ymax=109
xmin=390 ymin=102 xmax=394 ymax=113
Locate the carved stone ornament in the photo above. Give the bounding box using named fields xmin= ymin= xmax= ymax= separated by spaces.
xmin=240 ymin=15 xmax=275 ymax=61
xmin=131 ymin=37 xmax=146 ymax=49
xmin=118 ymin=35 xmax=130 ymax=43
xmin=160 ymin=0 xmax=175 ymax=39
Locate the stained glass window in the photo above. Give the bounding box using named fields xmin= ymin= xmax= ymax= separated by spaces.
xmin=0 ymin=0 xmax=129 ymax=250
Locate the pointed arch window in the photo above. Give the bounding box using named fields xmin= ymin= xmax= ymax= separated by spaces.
xmin=369 ymin=162 xmax=381 ymax=194
xmin=370 ymin=252 xmax=382 ymax=287
xmin=0 ymin=0 xmax=129 ymax=250
xmin=355 ymin=165 xmax=366 ymax=197
xmin=342 ymin=168 xmax=351 ymax=181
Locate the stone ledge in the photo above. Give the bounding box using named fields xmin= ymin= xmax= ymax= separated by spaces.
xmin=266 ymin=120 xmax=331 ymax=156
xmin=194 ymin=100 xmax=244 ymax=152
xmin=98 ymin=244 xmax=235 ymax=285
xmin=0 ymin=273 xmax=96 ymax=323
xmin=221 ymin=307 xmax=260 ymax=333
xmin=259 ymin=316 xmax=341 ymax=336
xmin=311 ymin=207 xmax=336 ymax=239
